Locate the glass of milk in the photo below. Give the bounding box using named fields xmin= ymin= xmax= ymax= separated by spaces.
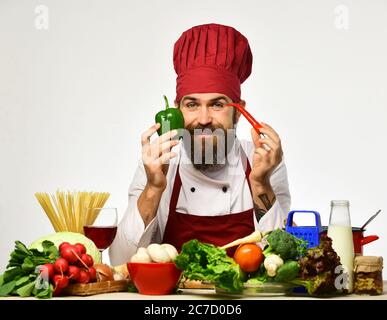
xmin=327 ymin=200 xmax=355 ymax=293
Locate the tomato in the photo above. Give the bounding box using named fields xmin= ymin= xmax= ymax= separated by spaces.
xmin=233 ymin=243 xmax=264 ymax=273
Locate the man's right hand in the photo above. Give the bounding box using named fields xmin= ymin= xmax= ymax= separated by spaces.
xmin=141 ymin=123 xmax=180 ymax=191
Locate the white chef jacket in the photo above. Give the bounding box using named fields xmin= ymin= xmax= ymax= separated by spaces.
xmin=109 ymin=138 xmax=291 ymax=265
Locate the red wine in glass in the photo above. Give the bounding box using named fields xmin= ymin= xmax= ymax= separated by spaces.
xmin=83 ymin=207 xmax=118 ymax=263
xmin=84 ymin=226 xmax=117 ymax=250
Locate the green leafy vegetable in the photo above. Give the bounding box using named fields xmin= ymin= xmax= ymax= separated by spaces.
xmin=0 ymin=240 xmax=59 ymax=298
xmin=245 ymin=277 xmax=265 ymax=285
xmin=290 ymin=235 xmax=341 ymax=295
xmin=3 ymin=267 xmax=22 ymax=283
xmin=245 ymin=268 xmax=269 ymax=285
xmin=128 ymin=282 xmax=138 ymax=293
xmin=0 ymin=280 xmax=16 ymax=296
xmin=15 ymin=275 xmax=31 ymax=287
xmin=175 ymin=239 xmax=244 ymax=292
xmin=16 ymin=281 xmax=36 ymax=297
xmin=34 ymin=284 xmax=53 ymax=299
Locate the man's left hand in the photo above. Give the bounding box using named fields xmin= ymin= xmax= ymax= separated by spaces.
xmin=250 ymin=122 xmax=283 ymax=187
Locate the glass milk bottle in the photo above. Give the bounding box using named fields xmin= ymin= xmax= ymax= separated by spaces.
xmin=327 ymin=200 xmax=354 ymax=293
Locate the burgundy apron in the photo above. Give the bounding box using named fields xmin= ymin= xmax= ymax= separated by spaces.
xmin=162 ymin=149 xmax=255 ymax=256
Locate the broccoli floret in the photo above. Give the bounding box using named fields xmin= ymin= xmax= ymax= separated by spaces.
xmin=263 ymin=229 xmax=308 ymax=260
xmin=274 ymin=260 xmax=300 ymax=282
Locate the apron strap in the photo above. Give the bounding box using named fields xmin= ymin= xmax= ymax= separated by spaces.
xmin=169 ymin=163 xmax=183 ymax=214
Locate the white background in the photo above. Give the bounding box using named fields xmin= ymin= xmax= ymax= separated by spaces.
xmin=1 ymin=0 xmax=386 ymax=276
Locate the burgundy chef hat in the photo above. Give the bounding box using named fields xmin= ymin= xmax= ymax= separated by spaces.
xmin=173 ymin=23 xmax=253 ymax=103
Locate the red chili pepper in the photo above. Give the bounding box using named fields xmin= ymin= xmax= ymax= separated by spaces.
xmin=225 ymin=103 xmax=262 ymax=133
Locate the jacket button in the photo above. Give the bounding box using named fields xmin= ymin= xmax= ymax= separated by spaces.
xmin=222 ymin=186 xmax=228 ymax=193
xmin=190 ymin=187 xmax=195 ymax=192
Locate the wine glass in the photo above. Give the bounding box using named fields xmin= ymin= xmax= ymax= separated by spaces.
xmin=83 ymin=207 xmax=118 ymax=264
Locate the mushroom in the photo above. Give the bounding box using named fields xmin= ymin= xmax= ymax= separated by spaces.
xmin=160 ymin=243 xmax=178 ymax=261
xmin=146 ymin=243 xmax=171 ymax=263
xmin=130 ymin=248 xmax=152 ymax=263
xmin=263 ymin=254 xmax=284 ymax=277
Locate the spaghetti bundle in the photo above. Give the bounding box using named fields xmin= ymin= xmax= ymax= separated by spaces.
xmin=35 ymin=191 xmax=110 ymax=234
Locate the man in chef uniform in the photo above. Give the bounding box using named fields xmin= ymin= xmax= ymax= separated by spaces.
xmin=110 ymin=23 xmax=290 ymax=265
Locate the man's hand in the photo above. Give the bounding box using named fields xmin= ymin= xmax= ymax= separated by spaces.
xmin=249 ymin=122 xmax=283 ymax=222
xmin=138 ymin=123 xmax=179 ymax=226
xmin=250 ymin=122 xmax=283 ymax=187
xmin=141 ymin=123 xmax=179 ymax=191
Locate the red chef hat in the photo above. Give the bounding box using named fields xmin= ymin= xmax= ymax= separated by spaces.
xmin=174 ymin=23 xmax=253 ymax=103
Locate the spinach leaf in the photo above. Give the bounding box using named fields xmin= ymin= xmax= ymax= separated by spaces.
xmin=15 ymin=275 xmax=31 ymax=287
xmin=31 ymin=256 xmax=55 ymax=266
xmin=8 ymin=250 xmax=27 ymax=267
xmin=22 ymin=257 xmax=35 ymax=271
xmin=16 ymin=281 xmax=36 ymax=297
xmin=35 ymin=284 xmax=53 ymax=299
xmin=15 ymin=241 xmax=32 ymax=256
xmin=0 ymin=280 xmax=16 ymax=296
xmin=3 ymin=267 xmax=24 ymax=283
xmin=41 ymin=240 xmax=58 ymax=256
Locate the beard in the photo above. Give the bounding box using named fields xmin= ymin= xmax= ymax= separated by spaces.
xmin=182 ymin=124 xmax=236 ymax=172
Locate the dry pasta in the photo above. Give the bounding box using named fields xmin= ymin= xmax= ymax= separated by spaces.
xmin=35 ymin=191 xmax=110 ymax=234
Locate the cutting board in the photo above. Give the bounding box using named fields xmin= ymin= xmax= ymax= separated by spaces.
xmin=62 ymin=279 xmax=131 ymax=296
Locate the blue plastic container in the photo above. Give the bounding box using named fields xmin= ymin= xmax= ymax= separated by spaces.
xmin=285 ymin=210 xmax=322 ymax=248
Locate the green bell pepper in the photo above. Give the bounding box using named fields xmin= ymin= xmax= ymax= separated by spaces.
xmin=155 ymin=95 xmax=184 ymax=136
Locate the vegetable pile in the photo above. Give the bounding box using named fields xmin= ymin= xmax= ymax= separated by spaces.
xmin=0 ymin=239 xmax=102 ymax=298
xmin=245 ymin=228 xmax=308 ymax=285
xmin=50 ymin=241 xmax=97 ymax=296
xmin=175 ymin=229 xmax=343 ymax=295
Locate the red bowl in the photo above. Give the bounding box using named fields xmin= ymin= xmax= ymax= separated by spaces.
xmin=127 ymin=262 xmax=182 ymax=295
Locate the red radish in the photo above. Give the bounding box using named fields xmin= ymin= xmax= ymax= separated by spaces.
xmin=67 ymin=265 xmax=81 ymax=282
xmin=53 ymin=274 xmax=69 ymax=296
xmin=78 ymin=270 xmax=90 ymax=284
xmin=71 ymin=245 xmax=82 ymax=257
xmin=80 ymin=254 xmax=94 ymax=267
xmin=88 ymin=267 xmax=97 ymax=282
xmin=53 ymin=286 xmax=62 ymax=297
xmin=53 ymin=274 xmax=69 ymax=289
xmin=60 ymin=246 xmax=78 ymax=264
xmin=39 ymin=263 xmax=55 ymax=280
xmin=59 ymin=242 xmax=71 ymax=252
xmin=74 ymin=243 xmax=86 ymax=255
xmin=54 ymin=258 xmax=69 ymax=274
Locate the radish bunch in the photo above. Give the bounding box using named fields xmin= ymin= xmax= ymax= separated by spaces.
xmin=38 ymin=242 xmax=96 ymax=296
